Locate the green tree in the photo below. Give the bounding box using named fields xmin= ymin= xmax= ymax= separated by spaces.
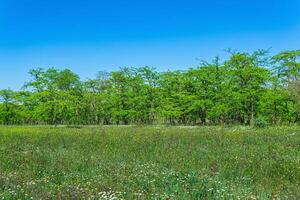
xmin=0 ymin=89 xmax=19 ymax=124
xmin=224 ymin=51 xmax=270 ymax=125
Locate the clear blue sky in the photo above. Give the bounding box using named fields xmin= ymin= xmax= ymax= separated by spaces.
xmin=0 ymin=0 xmax=299 ymax=90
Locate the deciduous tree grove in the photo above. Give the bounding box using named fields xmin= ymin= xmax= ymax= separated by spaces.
xmin=1 ymin=50 xmax=299 ymax=125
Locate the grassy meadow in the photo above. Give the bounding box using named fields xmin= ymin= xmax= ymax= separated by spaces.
xmin=0 ymin=126 xmax=299 ymax=199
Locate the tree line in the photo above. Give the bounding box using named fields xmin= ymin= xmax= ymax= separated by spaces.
xmin=1 ymin=49 xmax=299 ymax=126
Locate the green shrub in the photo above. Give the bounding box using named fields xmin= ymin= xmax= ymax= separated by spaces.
xmin=254 ymin=117 xmax=268 ymax=128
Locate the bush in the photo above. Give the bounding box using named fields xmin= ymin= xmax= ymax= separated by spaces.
xmin=254 ymin=117 xmax=268 ymax=128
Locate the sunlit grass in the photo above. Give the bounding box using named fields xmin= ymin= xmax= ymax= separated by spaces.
xmin=0 ymin=126 xmax=299 ymax=199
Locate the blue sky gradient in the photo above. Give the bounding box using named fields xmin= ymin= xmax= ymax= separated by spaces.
xmin=0 ymin=0 xmax=300 ymax=89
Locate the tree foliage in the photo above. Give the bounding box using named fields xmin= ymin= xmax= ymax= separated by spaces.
xmin=1 ymin=50 xmax=299 ymax=125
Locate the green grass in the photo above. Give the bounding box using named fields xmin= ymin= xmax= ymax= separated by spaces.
xmin=0 ymin=126 xmax=299 ymax=199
